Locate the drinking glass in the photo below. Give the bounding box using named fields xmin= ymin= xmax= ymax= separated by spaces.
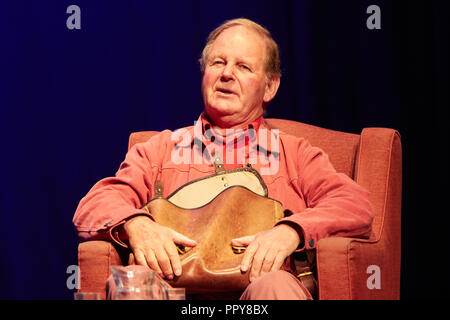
xmin=168 ymin=288 xmax=186 ymax=300
xmin=114 ymin=286 xmax=153 ymax=300
xmin=74 ymin=292 xmax=102 ymax=300
xmin=110 ymin=265 xmax=169 ymax=300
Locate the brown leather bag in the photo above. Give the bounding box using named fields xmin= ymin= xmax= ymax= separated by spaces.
xmin=137 ymin=185 xmax=284 ymax=293
xmin=129 ymin=166 xmax=316 ymax=295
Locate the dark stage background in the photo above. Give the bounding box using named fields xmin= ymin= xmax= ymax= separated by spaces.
xmin=0 ymin=0 xmax=448 ymax=299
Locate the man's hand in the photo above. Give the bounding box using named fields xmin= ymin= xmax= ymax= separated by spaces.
xmin=122 ymin=216 xmax=197 ymax=280
xmin=231 ymin=224 xmax=300 ymax=282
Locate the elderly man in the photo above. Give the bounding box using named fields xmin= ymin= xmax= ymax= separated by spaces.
xmin=73 ymin=18 xmax=374 ymax=300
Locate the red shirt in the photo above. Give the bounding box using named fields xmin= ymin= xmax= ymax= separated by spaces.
xmin=73 ymin=114 xmax=374 ymax=250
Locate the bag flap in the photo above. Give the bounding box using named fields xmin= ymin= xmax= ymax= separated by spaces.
xmin=166 ymin=167 xmax=268 ymax=209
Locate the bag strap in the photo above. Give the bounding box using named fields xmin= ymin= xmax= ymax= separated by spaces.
xmin=289 ymin=251 xmax=317 ymax=299
xmin=211 ymin=151 xmax=225 ymax=173
xmin=154 ymin=180 xmax=164 ymax=198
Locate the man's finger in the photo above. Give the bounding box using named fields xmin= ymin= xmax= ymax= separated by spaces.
xmin=249 ymin=245 xmax=268 ymax=281
xmin=164 ymin=241 xmax=182 ymax=277
xmin=154 ymin=246 xmax=174 ymax=280
xmin=172 ymin=230 xmax=197 ymax=247
xmin=231 ymin=235 xmax=255 ymax=247
xmin=240 ymin=241 xmax=258 ymax=273
xmin=260 ymin=247 xmax=277 ymax=273
xmin=134 ymin=249 xmax=149 ymax=269
xmin=144 ymin=249 xmax=162 ymax=276
xmin=270 ymin=252 xmax=286 ymax=272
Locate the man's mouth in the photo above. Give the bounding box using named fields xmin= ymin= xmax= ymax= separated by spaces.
xmin=216 ymin=88 xmax=236 ymax=95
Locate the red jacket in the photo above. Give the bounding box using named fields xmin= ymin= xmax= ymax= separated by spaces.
xmin=73 ymin=114 xmax=374 ymax=250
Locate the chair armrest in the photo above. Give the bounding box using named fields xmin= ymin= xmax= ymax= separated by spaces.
xmin=316 ymin=128 xmax=402 ymax=300
xmin=316 ymin=236 xmax=399 ymax=300
xmin=77 ymin=240 xmax=126 ymax=299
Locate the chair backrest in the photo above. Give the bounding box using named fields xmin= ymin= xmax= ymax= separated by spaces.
xmin=264 ymin=119 xmax=360 ymax=178
xmin=128 ymin=130 xmax=160 ymax=151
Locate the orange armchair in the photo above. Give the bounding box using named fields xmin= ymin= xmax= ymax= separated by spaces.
xmin=77 ymin=119 xmax=402 ymax=300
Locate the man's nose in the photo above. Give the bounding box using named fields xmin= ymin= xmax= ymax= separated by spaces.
xmin=220 ymin=64 xmax=234 ymax=81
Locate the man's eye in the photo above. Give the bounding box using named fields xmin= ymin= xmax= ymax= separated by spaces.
xmin=240 ymin=64 xmax=251 ymax=71
xmin=213 ymin=60 xmax=224 ymax=65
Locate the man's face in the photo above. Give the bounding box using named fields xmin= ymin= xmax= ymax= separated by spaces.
xmin=201 ymin=26 xmax=279 ymax=128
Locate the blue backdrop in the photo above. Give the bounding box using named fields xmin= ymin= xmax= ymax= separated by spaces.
xmin=0 ymin=0 xmax=448 ymax=299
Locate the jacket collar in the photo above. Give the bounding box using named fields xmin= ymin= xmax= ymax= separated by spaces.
xmin=175 ymin=113 xmax=278 ymax=156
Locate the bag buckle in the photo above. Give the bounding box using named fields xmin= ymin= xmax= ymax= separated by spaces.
xmin=296 ymin=271 xmax=313 ymax=278
xmin=231 ymin=246 xmax=246 ymax=254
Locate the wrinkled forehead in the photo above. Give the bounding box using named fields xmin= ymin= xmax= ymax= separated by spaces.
xmin=208 ymin=26 xmax=267 ymax=64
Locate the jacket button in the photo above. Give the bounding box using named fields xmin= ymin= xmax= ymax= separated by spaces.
xmin=308 ymin=239 xmax=315 ymax=247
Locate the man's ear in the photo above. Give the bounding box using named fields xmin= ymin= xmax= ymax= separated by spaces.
xmin=263 ymin=75 xmax=281 ymax=103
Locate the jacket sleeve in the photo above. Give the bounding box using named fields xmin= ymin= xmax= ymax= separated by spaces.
xmin=72 ymin=133 xmax=167 ymax=245
xmin=276 ymin=139 xmax=375 ymax=250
